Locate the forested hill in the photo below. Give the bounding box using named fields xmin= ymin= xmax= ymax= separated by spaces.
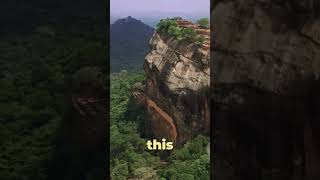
xmin=110 ymin=16 xmax=154 ymax=72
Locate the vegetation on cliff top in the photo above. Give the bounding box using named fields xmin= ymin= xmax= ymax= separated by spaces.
xmin=197 ymin=18 xmax=209 ymax=29
xmin=156 ymin=18 xmax=206 ymax=44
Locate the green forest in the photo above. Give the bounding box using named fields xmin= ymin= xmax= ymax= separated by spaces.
xmin=110 ymin=71 xmax=209 ymax=180
xmin=0 ymin=20 xmax=106 ymax=179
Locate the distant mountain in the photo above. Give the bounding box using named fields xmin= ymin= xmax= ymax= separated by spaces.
xmin=137 ymin=17 xmax=160 ymax=28
xmin=110 ymin=16 xmax=118 ymax=24
xmin=110 ymin=16 xmax=154 ymax=72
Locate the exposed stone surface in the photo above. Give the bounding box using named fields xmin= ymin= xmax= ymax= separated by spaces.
xmin=212 ymin=0 xmax=320 ymax=178
xmin=139 ymin=19 xmax=210 ymax=145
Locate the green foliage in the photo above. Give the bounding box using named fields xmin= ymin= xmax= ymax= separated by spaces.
xmin=160 ymin=135 xmax=210 ymax=180
xmin=0 ymin=21 xmax=106 ymax=179
xmin=197 ymin=18 xmax=209 ymax=29
xmin=168 ymin=25 xmax=183 ymax=40
xmin=170 ymin=135 xmax=209 ymax=161
xmin=133 ymin=167 xmax=159 ymax=180
xmin=156 ymin=19 xmax=179 ymax=34
xmin=110 ymin=71 xmax=160 ymax=179
xmin=156 ymin=18 xmax=204 ymax=44
xmin=111 ymin=159 xmax=129 ymax=180
xmin=172 ymin=173 xmax=195 ymax=180
xmin=181 ymin=28 xmax=198 ymax=41
xmin=196 ymin=35 xmax=206 ymax=45
xmin=110 ymin=71 xmax=145 ymax=124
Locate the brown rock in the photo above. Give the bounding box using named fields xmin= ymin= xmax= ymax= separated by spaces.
xmin=142 ymin=20 xmax=211 ymax=145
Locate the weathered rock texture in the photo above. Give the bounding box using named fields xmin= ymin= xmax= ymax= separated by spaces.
xmin=212 ymin=0 xmax=320 ymax=179
xmin=140 ymin=19 xmax=210 ymax=145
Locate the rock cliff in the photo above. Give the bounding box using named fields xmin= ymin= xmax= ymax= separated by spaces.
xmin=136 ymin=19 xmax=210 ymax=145
xmin=212 ymin=0 xmax=320 ymax=178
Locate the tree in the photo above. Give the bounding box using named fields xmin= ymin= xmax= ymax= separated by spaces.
xmin=156 ymin=18 xmax=205 ymax=44
xmin=168 ymin=25 xmax=183 ymax=40
xmin=181 ymin=28 xmax=197 ymax=41
xmin=160 ymin=135 xmax=210 ymax=180
xmin=156 ymin=19 xmax=178 ymax=33
xmin=132 ymin=167 xmax=159 ymax=180
xmin=110 ymin=72 xmax=160 ymax=179
xmin=197 ymin=18 xmax=209 ymax=29
xmin=195 ymin=35 xmax=206 ymax=45
xmin=172 ymin=173 xmax=195 ymax=180
xmin=111 ymin=159 xmax=129 ymax=180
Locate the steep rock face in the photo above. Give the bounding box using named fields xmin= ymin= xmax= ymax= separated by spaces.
xmin=212 ymin=0 xmax=320 ymax=178
xmin=142 ymin=20 xmax=210 ymax=145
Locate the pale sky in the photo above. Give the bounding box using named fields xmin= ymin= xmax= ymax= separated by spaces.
xmin=110 ymin=0 xmax=210 ymax=17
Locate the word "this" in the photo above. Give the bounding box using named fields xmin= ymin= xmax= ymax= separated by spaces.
xmin=147 ymin=139 xmax=173 ymax=150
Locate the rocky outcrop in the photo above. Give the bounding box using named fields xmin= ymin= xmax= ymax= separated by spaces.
xmin=138 ymin=19 xmax=210 ymax=145
xmin=212 ymin=0 xmax=320 ymax=178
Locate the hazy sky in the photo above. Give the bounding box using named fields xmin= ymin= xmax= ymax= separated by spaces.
xmin=111 ymin=0 xmax=210 ymax=17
